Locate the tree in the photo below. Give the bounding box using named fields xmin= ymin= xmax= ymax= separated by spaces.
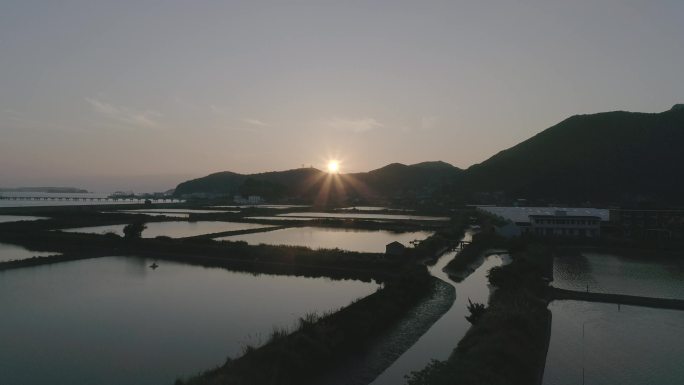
xmin=465 ymin=298 xmax=487 ymax=324
xmin=123 ymin=222 xmax=146 ymax=239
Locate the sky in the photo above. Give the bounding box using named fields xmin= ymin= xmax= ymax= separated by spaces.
xmin=1 ymin=1 xmax=683 ymax=192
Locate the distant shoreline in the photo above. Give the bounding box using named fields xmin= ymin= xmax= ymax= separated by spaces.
xmin=0 ymin=187 xmax=89 ymax=193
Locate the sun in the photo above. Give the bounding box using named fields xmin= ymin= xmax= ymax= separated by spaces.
xmin=327 ymin=160 xmax=340 ymax=173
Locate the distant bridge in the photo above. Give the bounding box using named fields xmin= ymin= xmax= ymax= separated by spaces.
xmin=0 ymin=196 xmax=182 ymax=203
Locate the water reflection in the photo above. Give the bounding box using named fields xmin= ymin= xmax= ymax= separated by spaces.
xmin=61 ymin=224 xmax=127 ymax=236
xmin=278 ymin=212 xmax=449 ymax=221
xmin=0 ymin=242 xmax=57 ymax=262
xmin=61 ymin=221 xmax=273 ymax=238
xmin=0 ymin=215 xmax=48 ymax=223
xmin=0 ymin=256 xmax=379 ymax=385
xmin=105 ymin=211 xmax=190 ymax=218
xmin=245 ymin=216 xmax=313 ymax=221
xmin=337 ymin=207 xmax=414 ymax=212
xmin=213 ymin=205 xmax=310 ymax=209
xmin=217 ymin=227 xmax=433 ymax=253
xmin=547 ymin=250 xmax=684 ymax=384
xmin=543 ymin=301 xmax=684 ymax=385
xmin=121 ymin=209 xmax=240 ymax=214
xmin=142 ymin=221 xmax=271 ymax=238
xmin=553 ymin=252 xmax=684 ymax=299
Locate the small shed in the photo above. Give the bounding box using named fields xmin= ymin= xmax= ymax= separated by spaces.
xmin=385 ymin=241 xmax=406 ymax=256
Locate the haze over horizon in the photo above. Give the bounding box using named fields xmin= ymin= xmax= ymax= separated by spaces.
xmin=2 ymin=1 xmax=683 ymax=192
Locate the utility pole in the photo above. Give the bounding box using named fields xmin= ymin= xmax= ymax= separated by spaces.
xmin=582 ymin=321 xmax=585 ymax=385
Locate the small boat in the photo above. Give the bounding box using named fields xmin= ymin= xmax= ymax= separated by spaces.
xmin=150 ymin=262 xmax=159 ymax=269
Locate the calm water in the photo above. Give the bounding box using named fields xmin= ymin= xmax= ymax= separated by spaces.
xmin=338 ymin=206 xmax=391 ymax=211
xmin=545 ymin=251 xmax=684 ymax=384
xmin=245 ymin=216 xmax=314 ymax=221
xmin=0 ymin=242 xmax=57 ymax=262
xmin=214 ymin=205 xmax=310 ymax=209
xmin=61 ymin=221 xmax=272 ymax=238
xmin=278 ymin=212 xmax=449 ymax=221
xmin=0 ymin=257 xmax=379 ymax=385
xmin=60 ymin=224 xmax=127 ymax=236
xmin=337 ymin=207 xmax=413 ymax=212
xmin=121 ymin=209 xmax=240 ymax=214
xmin=217 ymin=227 xmax=433 ymax=253
xmin=553 ymin=251 xmax=684 ymax=299
xmin=105 ymin=211 xmax=190 ymax=218
xmin=543 ymin=301 xmax=684 ymax=385
xmin=0 ymin=215 xmax=48 ymax=223
xmin=371 ymin=231 xmax=509 ymax=384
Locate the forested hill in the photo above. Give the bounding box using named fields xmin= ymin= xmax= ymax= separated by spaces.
xmin=460 ymin=105 xmax=684 ymax=204
xmin=175 ymin=105 xmax=684 ymax=205
xmin=174 ymin=161 xmax=462 ymax=202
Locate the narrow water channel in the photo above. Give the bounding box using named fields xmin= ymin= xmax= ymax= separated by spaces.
xmin=370 ymin=230 xmax=508 ymax=385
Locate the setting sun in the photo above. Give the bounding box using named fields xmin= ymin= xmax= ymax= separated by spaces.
xmin=327 ymin=160 xmax=340 ymax=173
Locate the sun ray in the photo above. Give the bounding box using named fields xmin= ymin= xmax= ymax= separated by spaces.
xmin=327 ymin=160 xmax=340 ymax=173
xmin=314 ymin=173 xmax=334 ymax=207
xmin=339 ymin=173 xmax=377 ymax=201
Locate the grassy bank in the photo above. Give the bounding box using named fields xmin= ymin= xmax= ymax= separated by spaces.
xmin=0 ymin=229 xmax=407 ymax=281
xmin=176 ymin=266 xmax=438 ymax=385
xmin=406 ymin=245 xmax=552 ymax=385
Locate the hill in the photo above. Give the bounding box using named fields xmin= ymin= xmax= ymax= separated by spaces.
xmin=460 ymin=105 xmax=684 ymax=204
xmin=174 ymin=105 xmax=684 ymax=206
xmin=174 ymin=161 xmax=462 ymax=204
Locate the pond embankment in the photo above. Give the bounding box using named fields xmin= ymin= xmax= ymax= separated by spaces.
xmin=176 ymin=266 xmax=443 ymax=385
xmin=405 ymin=244 xmax=553 ymax=385
xmin=314 ymin=279 xmax=455 ymax=385
xmin=551 ymin=287 xmax=684 ymax=311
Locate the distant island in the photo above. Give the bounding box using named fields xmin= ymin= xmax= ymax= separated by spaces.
xmin=0 ymin=187 xmax=89 ymax=193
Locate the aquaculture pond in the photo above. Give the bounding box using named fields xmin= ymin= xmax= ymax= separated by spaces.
xmin=245 ymin=216 xmax=314 ymax=221
xmin=217 ymin=227 xmax=433 ymax=253
xmin=0 ymin=257 xmax=379 ymax=385
xmin=120 ymin=209 xmax=240 ymax=214
xmin=0 ymin=215 xmax=48 ymax=223
xmin=104 ymin=211 xmax=190 ymax=218
xmin=337 ymin=206 xmax=413 ymax=212
xmin=371 ymin=231 xmax=509 ymax=384
xmin=543 ymin=301 xmax=684 ymax=385
xmin=60 ymin=221 xmax=273 ymax=238
xmin=213 ymin=205 xmax=310 ymax=209
xmin=278 ymin=212 xmax=449 ymax=221
xmin=553 ymin=251 xmax=684 ymax=300
xmin=544 ymin=251 xmax=684 ymax=385
xmin=0 ymin=242 xmax=57 ymax=262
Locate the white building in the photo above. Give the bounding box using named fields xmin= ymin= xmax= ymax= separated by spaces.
xmin=479 ymin=206 xmax=605 ymax=238
xmin=528 ymin=211 xmax=601 ymax=237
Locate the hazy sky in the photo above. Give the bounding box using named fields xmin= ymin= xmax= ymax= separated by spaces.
xmin=1 ymin=1 xmax=683 ymax=191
